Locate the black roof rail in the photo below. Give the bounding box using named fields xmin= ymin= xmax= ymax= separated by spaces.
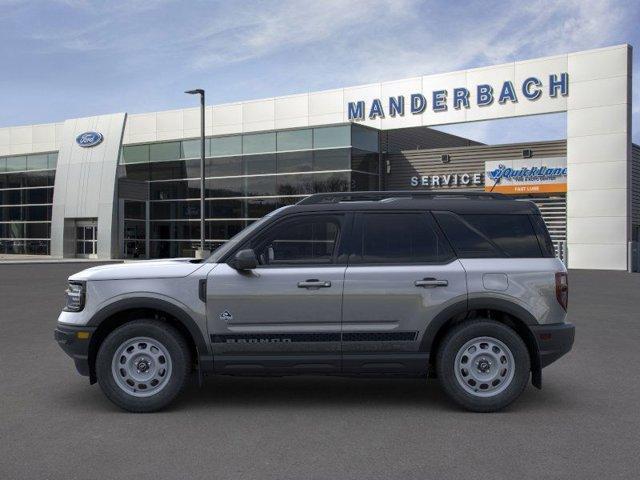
xmin=297 ymin=191 xmax=508 ymax=205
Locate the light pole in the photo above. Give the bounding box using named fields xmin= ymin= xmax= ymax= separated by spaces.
xmin=185 ymin=88 xmax=208 ymax=259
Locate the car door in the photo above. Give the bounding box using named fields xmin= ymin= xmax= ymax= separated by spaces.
xmin=207 ymin=212 xmax=348 ymax=374
xmin=341 ymin=211 xmax=467 ymax=375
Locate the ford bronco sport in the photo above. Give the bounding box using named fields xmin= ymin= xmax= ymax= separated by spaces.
xmin=55 ymin=191 xmax=574 ymax=412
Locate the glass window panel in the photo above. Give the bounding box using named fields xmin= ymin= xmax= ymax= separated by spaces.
xmin=206 ymin=177 xmax=245 ymax=198
xmin=150 ymin=160 xmax=196 ymax=181
xmin=3 ymin=190 xmax=21 ymax=205
xmin=277 ymin=129 xmax=312 ymax=151
xmin=150 ymin=240 xmax=171 ymax=258
xmin=27 ymin=154 xmax=49 ymax=170
xmin=4 ymin=173 xmax=23 ymax=188
xmin=150 ymin=201 xmax=200 ymax=220
xmin=124 ymin=201 xmax=146 ymax=220
xmin=206 ymin=156 xmax=243 ymax=177
xmin=351 ymin=172 xmax=378 ymax=191
xmin=244 ymin=154 xmax=276 ymax=175
xmin=6 ymin=156 xmax=27 ymax=172
xmin=0 ymin=158 xmax=6 ymax=173
xmin=123 ymin=240 xmax=145 ymax=259
xmin=206 ymin=221 xmax=246 ymax=241
xmin=48 ymin=153 xmax=58 ymax=170
xmin=121 ymin=163 xmax=150 ymax=181
xmin=353 ymin=213 xmax=453 ymax=264
xmin=181 ymin=139 xmax=207 ymax=159
xmin=6 ymin=240 xmax=25 ymax=254
xmin=312 ymin=172 xmax=350 ymax=193
xmin=26 ymin=240 xmax=49 ymax=255
xmin=26 ymin=222 xmax=50 ymax=239
xmin=351 ymin=149 xmax=379 ymax=173
xmin=150 ymin=202 xmax=171 ymax=220
xmin=313 ymin=149 xmax=350 ymax=171
xmin=246 ymin=175 xmax=276 ymax=197
xmin=25 ymin=188 xmax=53 ymax=204
xmin=25 ymin=171 xmax=54 ymax=187
xmin=151 ymin=221 xmax=200 ymax=240
xmin=206 ymin=199 xmax=243 ymax=218
xmin=150 ymin=142 xmax=181 ymax=162
xmin=243 ymin=133 xmax=276 ymax=154
xmin=276 ymin=174 xmax=314 ymax=196
xmin=313 ymin=126 xmax=350 ymax=149
xmin=6 ymin=222 xmax=25 ymax=238
xmin=122 ymin=145 xmax=150 ymax=164
xmin=184 ymin=159 xmax=201 ymax=179
xmin=23 ymin=206 xmax=50 ymax=221
xmin=277 ymin=151 xmax=312 ymax=173
xmin=211 ymin=136 xmax=242 ymax=157
xmin=151 ymin=180 xmax=197 ymax=200
xmin=123 ymin=220 xmax=146 ymax=239
xmin=351 ymin=125 xmax=379 ymax=152
xmin=247 ymin=197 xmax=279 ymax=218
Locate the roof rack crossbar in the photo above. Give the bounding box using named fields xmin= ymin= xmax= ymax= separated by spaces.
xmin=297 ymin=191 xmax=508 ymax=205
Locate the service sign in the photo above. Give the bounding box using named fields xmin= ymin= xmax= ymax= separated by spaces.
xmin=484 ymin=157 xmax=567 ymax=194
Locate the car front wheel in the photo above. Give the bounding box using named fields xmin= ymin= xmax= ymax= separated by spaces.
xmin=436 ymin=319 xmax=530 ymax=412
xmin=96 ymin=320 xmax=190 ymax=412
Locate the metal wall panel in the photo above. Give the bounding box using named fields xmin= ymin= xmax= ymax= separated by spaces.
xmin=383 ymin=139 xmax=567 ymax=246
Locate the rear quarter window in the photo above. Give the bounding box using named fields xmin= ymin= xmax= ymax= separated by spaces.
xmin=434 ymin=212 xmax=545 ymax=258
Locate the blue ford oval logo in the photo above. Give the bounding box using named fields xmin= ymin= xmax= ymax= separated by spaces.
xmin=76 ymin=131 xmax=103 ymax=148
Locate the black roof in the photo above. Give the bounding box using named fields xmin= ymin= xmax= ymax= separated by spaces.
xmin=278 ymin=191 xmax=540 ymax=216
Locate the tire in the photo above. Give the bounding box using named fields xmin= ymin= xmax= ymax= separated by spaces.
xmin=96 ymin=320 xmax=191 ymax=413
xmin=436 ymin=319 xmax=530 ymax=412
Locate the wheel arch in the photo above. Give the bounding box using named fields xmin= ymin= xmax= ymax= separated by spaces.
xmin=86 ymin=298 xmax=212 ymax=384
xmin=421 ymin=298 xmax=542 ymax=388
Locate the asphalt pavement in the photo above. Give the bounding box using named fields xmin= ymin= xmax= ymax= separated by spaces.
xmin=0 ymin=263 xmax=638 ymax=479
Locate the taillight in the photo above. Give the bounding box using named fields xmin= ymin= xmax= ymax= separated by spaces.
xmin=555 ymin=272 xmax=568 ymax=311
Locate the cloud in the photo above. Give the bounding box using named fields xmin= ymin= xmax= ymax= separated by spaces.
xmin=1 ymin=0 xmax=637 ymax=141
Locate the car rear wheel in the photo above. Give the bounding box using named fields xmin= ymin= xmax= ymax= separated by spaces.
xmin=436 ymin=319 xmax=530 ymax=412
xmin=96 ymin=320 xmax=190 ymax=412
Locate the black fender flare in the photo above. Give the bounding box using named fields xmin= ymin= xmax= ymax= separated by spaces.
xmin=420 ymin=297 xmax=542 ymax=387
xmin=87 ymin=297 xmax=212 ymax=371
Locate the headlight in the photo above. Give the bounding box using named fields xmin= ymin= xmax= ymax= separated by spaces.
xmin=64 ymin=282 xmax=86 ymax=312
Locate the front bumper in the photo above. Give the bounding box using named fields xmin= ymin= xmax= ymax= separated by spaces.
xmin=54 ymin=324 xmax=96 ymax=377
xmin=531 ymin=322 xmax=575 ymax=368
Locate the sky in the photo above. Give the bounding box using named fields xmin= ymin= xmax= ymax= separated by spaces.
xmin=0 ymin=0 xmax=638 ymax=144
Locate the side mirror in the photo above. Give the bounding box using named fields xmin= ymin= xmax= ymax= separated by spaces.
xmin=231 ymin=249 xmax=258 ymax=271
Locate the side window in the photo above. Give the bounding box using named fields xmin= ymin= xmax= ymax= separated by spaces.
xmin=461 ymin=214 xmax=542 ymax=258
xmin=434 ymin=211 xmax=543 ymax=258
xmin=529 ymin=214 xmax=555 ymax=258
xmin=351 ymin=212 xmax=453 ymax=264
xmin=249 ymin=215 xmax=341 ymax=266
xmin=433 ymin=212 xmax=501 ymax=258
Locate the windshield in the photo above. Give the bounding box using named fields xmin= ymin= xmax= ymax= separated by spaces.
xmin=207 ymin=206 xmax=291 ymax=263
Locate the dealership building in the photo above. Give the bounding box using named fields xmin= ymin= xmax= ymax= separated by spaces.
xmin=0 ymin=44 xmax=637 ymax=270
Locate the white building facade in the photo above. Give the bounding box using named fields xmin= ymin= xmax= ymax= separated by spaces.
xmin=0 ymin=45 xmax=635 ymax=270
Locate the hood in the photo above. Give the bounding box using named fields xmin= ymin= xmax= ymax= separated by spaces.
xmin=69 ymin=258 xmax=207 ymax=281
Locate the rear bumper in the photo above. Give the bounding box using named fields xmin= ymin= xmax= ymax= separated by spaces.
xmin=531 ymin=322 xmax=575 ymax=368
xmin=54 ymin=324 xmax=96 ymax=377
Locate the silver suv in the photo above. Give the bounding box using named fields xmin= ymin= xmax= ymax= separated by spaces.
xmin=55 ymin=192 xmax=574 ymax=413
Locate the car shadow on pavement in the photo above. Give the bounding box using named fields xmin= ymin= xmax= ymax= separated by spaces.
xmin=53 ymin=373 xmax=578 ymax=414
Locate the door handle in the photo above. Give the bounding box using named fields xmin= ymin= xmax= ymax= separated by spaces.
xmin=297 ymin=279 xmax=332 ymax=289
xmin=415 ymin=278 xmax=448 ymax=288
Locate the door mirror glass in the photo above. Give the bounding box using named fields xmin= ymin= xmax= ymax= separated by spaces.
xmin=232 ymin=249 xmax=257 ymax=270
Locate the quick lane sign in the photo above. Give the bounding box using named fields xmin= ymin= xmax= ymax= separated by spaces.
xmin=485 ymin=157 xmax=567 ymax=194
xmin=348 ymin=73 xmax=569 ymax=120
